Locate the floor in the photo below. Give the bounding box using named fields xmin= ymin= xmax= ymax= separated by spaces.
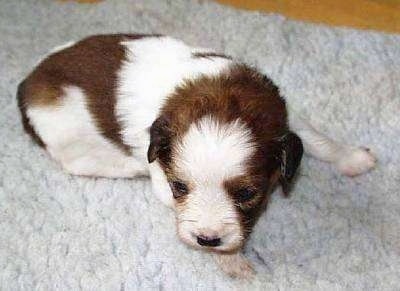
xmin=62 ymin=0 xmax=400 ymax=34
xmin=217 ymin=0 xmax=400 ymax=34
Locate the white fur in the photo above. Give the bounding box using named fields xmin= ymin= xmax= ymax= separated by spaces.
xmin=148 ymin=161 xmax=174 ymax=208
xmin=116 ymin=36 xmax=232 ymax=146
xmin=174 ymin=116 xmax=255 ymax=183
xmin=27 ymin=86 xmax=147 ymax=178
xmin=173 ymin=117 xmax=255 ymax=251
xmin=49 ymin=41 xmax=75 ymax=54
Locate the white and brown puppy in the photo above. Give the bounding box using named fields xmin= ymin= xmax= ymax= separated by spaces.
xmin=17 ymin=34 xmax=376 ymax=278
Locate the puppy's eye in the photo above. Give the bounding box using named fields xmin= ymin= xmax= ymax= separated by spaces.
xmin=236 ymin=188 xmax=256 ymax=203
xmin=170 ymin=181 xmax=189 ymax=198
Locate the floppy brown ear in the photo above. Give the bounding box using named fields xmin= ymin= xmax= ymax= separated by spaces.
xmin=147 ymin=116 xmax=172 ymax=163
xmin=278 ymin=131 xmax=303 ymax=195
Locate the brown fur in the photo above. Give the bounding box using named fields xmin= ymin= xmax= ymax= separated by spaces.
xmin=17 ymin=80 xmax=46 ymax=147
xmin=19 ymin=34 xmax=302 ymax=245
xmin=160 ymin=64 xmax=287 ymax=138
xmin=17 ymin=34 xmax=161 ymax=153
xmin=149 ymin=64 xmax=301 ymax=237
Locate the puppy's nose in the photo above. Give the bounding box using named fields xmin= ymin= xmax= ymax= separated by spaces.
xmin=196 ymin=235 xmax=221 ymax=247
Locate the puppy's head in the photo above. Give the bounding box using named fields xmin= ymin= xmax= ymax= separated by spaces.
xmin=147 ymin=65 xmax=303 ymax=253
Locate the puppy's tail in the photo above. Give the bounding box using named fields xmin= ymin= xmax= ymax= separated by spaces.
xmin=17 ymin=80 xmax=45 ymax=147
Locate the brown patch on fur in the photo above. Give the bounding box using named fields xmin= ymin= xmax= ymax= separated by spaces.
xmin=17 ymin=80 xmax=46 ymax=147
xmin=160 ymin=64 xmax=287 ymax=139
xmin=149 ymin=64 xmax=302 ymax=238
xmin=192 ymin=51 xmax=232 ymax=60
xmin=18 ymin=34 xmax=161 ymax=154
xmin=223 ymin=170 xmax=279 ymax=238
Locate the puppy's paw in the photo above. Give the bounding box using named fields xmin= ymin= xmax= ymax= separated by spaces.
xmin=213 ymin=253 xmax=255 ymax=279
xmin=336 ymin=147 xmax=377 ymax=176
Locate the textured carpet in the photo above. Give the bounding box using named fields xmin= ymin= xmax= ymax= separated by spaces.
xmin=1 ymin=0 xmax=399 ymax=290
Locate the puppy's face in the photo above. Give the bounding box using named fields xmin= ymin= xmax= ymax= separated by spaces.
xmin=148 ymin=116 xmax=303 ymax=253
xmin=169 ymin=117 xmax=256 ymax=253
xmin=147 ymin=65 xmax=303 ymax=253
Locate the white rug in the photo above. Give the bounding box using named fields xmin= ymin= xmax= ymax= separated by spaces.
xmin=1 ymin=0 xmax=399 ymax=290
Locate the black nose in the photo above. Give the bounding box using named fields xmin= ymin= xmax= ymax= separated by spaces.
xmin=196 ymin=235 xmax=221 ymax=247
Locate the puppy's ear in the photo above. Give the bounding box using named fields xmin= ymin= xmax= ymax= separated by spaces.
xmin=277 ymin=131 xmax=303 ymax=195
xmin=147 ymin=116 xmax=172 ymax=163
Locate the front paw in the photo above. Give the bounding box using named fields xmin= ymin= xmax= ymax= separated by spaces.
xmin=213 ymin=252 xmax=255 ymax=279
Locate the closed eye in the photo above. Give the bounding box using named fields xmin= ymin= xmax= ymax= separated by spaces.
xmin=236 ymin=188 xmax=256 ymax=203
xmin=170 ymin=180 xmax=189 ymax=198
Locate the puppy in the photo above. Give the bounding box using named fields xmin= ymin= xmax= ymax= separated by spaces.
xmin=17 ymin=34 xmax=376 ymax=278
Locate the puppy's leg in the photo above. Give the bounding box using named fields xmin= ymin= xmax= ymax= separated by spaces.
xmin=54 ymin=140 xmax=148 ymax=178
xmin=288 ymin=112 xmax=377 ymax=176
xmin=213 ymin=252 xmax=255 ymax=279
